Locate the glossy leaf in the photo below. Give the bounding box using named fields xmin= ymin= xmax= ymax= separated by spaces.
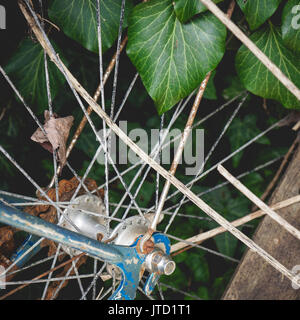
xmin=5 ymin=39 xmax=67 ymax=112
xmin=222 ymin=75 xmax=245 ymax=100
xmin=127 ymin=0 xmax=226 ymax=114
xmin=282 ymin=0 xmax=300 ymax=53
xmin=188 ymin=253 xmax=210 ymax=283
xmin=242 ymin=172 xmax=264 ymax=197
xmin=237 ymin=0 xmax=282 ymax=31
xmin=202 ymin=187 xmax=250 ymax=220
xmin=48 ymin=0 xmax=132 ymax=53
xmin=201 ymin=186 xmax=249 ymax=256
xmin=174 ymin=0 xmax=223 ymax=23
xmin=227 ymin=114 xmax=270 ymax=168
xmin=203 ymin=71 xmax=217 ymax=100
xmin=214 ymin=232 xmax=238 ymax=258
xmin=236 ymin=24 xmax=300 ymax=110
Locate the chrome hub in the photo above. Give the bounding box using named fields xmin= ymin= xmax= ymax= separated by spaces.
xmin=61 ymin=194 xmax=110 ymax=256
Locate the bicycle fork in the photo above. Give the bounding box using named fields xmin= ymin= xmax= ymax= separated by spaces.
xmin=0 ymin=200 xmax=175 ymax=299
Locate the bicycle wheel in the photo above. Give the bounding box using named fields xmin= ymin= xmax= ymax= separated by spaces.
xmin=0 ymin=0 xmax=298 ymax=300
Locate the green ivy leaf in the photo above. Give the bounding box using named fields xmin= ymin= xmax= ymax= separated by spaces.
xmin=203 ymin=186 xmax=250 ymax=220
xmin=227 ymin=114 xmax=270 ymax=168
xmin=236 ymin=24 xmax=300 ymax=110
xmin=201 ymin=186 xmax=250 ymax=257
xmin=254 ymin=146 xmax=287 ymax=166
xmin=5 ymin=39 xmax=68 ymax=112
xmin=214 ymin=232 xmax=238 ymax=258
xmin=282 ymin=0 xmax=300 ymax=53
xmin=242 ymin=172 xmax=265 ymax=197
xmin=173 ymin=0 xmax=223 ymax=23
xmin=48 ymin=0 xmax=132 ymax=53
xmin=237 ymin=0 xmax=282 ymax=31
xmin=203 ymin=70 xmax=217 ymax=100
xmin=222 ymin=75 xmax=245 ymax=100
xmin=187 ymin=253 xmax=210 ymax=283
xmin=127 ymin=0 xmax=226 ymax=114
xmin=161 ymin=265 xmax=187 ymax=290
xmin=212 ymin=269 xmax=234 ymax=299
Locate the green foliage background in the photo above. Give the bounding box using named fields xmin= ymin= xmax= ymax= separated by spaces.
xmin=0 ymin=0 xmax=299 ymax=299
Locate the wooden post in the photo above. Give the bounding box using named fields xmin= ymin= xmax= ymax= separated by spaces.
xmin=223 ymin=137 xmax=300 ymax=300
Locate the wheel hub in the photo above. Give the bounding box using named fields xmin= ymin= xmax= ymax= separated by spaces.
xmin=61 ymin=194 xmax=110 ymax=256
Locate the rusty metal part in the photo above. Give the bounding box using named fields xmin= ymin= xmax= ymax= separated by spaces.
xmin=103 ymin=233 xmax=118 ymax=244
xmin=142 ymin=239 xmax=155 ymax=254
xmin=0 ymin=176 xmax=103 ymax=282
xmin=97 ymin=233 xmax=104 ymax=242
xmin=137 ymin=238 xmax=154 ymax=255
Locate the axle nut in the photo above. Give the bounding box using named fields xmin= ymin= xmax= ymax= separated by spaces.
xmin=145 ymin=249 xmax=176 ymax=276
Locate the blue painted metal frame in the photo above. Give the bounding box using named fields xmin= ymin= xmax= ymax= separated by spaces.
xmin=0 ymin=195 xmax=44 ymax=267
xmin=143 ymin=233 xmax=171 ymax=296
xmin=0 ymin=200 xmax=172 ymax=300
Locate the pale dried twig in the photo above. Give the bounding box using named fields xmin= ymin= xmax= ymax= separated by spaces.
xmin=171 ymin=195 xmax=300 ymax=254
xmin=218 ymin=164 xmax=300 ymax=241
xmin=254 ymin=134 xmax=300 ymax=208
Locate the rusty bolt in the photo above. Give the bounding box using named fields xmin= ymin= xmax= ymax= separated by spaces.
xmin=97 ymin=233 xmax=104 ymax=242
xmin=142 ymin=239 xmax=155 ymax=254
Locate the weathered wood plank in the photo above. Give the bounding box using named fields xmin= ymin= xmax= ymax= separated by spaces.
xmin=223 ymin=139 xmax=300 ymax=300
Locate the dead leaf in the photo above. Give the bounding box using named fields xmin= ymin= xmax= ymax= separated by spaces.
xmin=31 ymin=111 xmax=74 ymax=168
xmin=0 ymin=226 xmax=14 ymax=247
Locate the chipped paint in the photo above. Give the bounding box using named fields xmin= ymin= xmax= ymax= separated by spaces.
xmin=1 ymin=201 xmax=174 ymax=300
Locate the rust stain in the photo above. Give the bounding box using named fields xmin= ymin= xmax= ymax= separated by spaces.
xmin=0 ymin=176 xmax=103 ymax=289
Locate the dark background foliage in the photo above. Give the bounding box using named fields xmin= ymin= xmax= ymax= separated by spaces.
xmin=0 ymin=0 xmax=298 ymax=299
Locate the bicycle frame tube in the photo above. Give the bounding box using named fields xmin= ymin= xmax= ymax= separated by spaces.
xmin=0 ymin=201 xmax=125 ymax=263
xmin=0 ymin=195 xmax=44 ymax=268
xmin=0 ymin=200 xmax=175 ymax=300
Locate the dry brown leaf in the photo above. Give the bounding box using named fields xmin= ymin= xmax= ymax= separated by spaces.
xmin=31 ymin=111 xmax=74 ymax=168
xmin=0 ymin=226 xmax=14 ymax=247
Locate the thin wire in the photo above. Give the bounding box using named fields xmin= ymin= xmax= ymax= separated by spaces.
xmin=92 ymin=259 xmax=97 ymax=300
xmin=110 ymin=0 xmax=126 ymax=120
xmin=71 ymin=256 xmax=87 ymax=300
xmin=80 ymin=263 xmax=107 ymax=300
xmin=144 ymin=120 xmax=280 ymax=216
xmin=0 ymin=145 xmax=83 ymax=234
xmin=5 ymin=253 xmax=64 ymax=278
xmin=111 ymin=94 xmax=193 ymax=220
xmin=50 ymin=255 xmax=81 ymax=300
xmin=159 ymin=282 xmax=202 ymax=300
xmin=41 ymin=244 xmax=62 ymax=300
xmin=164 ymin=94 xmax=246 ymax=233
xmin=4 ymin=273 xmax=97 ymax=285
xmin=166 ymin=233 xmax=239 ymax=263
xmin=156 ymin=115 xmax=164 ymax=210
xmin=93 ymin=93 xmax=243 ymax=194
xmin=165 ymin=155 xmax=282 ymax=213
